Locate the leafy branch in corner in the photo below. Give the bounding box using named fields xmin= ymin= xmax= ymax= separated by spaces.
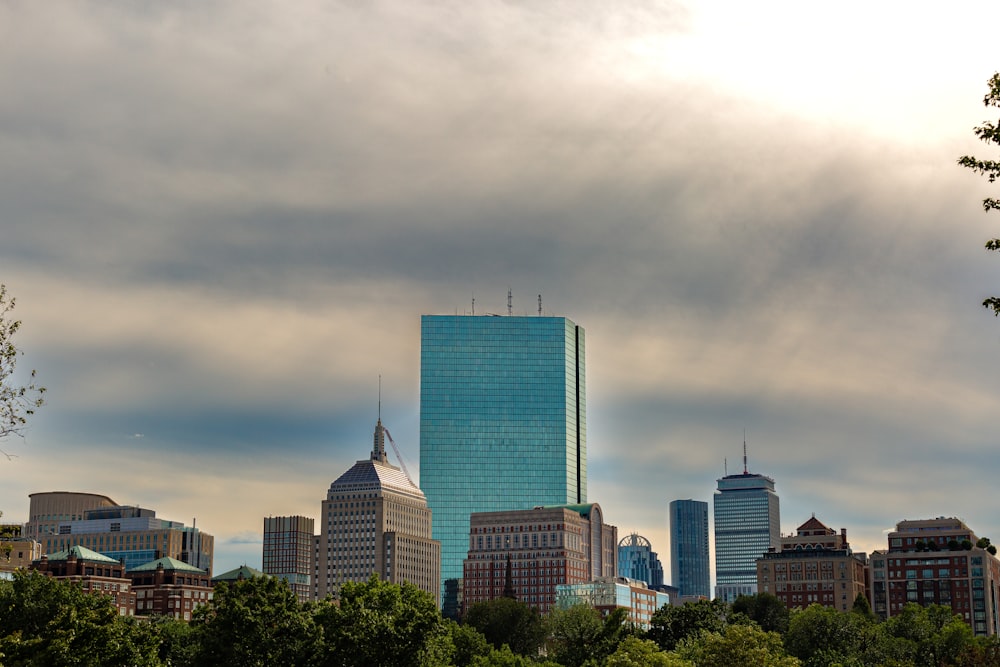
xmin=958 ymin=72 xmax=1000 ymax=315
xmin=0 ymin=284 xmax=46 ymax=453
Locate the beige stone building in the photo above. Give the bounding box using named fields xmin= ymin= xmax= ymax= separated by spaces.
xmin=264 ymin=515 xmax=314 ymax=603
xmin=315 ymin=419 xmax=440 ymax=604
xmin=756 ymin=516 xmax=868 ymax=612
xmin=463 ymin=503 xmax=618 ymax=614
xmin=24 ymin=491 xmax=118 ymax=539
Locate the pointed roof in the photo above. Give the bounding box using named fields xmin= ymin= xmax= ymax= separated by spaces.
xmin=44 ymin=545 xmax=120 ymax=564
xmin=131 ymin=556 xmax=207 ymax=574
xmin=212 ymin=565 xmax=267 ymax=582
xmin=796 ymin=516 xmax=835 ymax=536
xmin=327 ymin=420 xmax=426 ymax=501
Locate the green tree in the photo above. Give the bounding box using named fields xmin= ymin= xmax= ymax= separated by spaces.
xmin=646 ymin=599 xmax=730 ymax=651
xmin=189 ymin=575 xmax=317 ymax=667
xmin=881 ymin=603 xmax=975 ymax=667
xmin=0 ymin=285 xmax=45 ymax=448
xmin=316 ymin=574 xmax=451 ymax=667
xmin=675 ymin=623 xmax=800 ymax=667
xmin=958 ymin=73 xmax=1000 ymax=315
xmin=784 ymin=603 xmax=869 ymax=667
xmin=446 ymin=619 xmax=491 ymax=667
xmin=850 ymin=592 xmax=877 ymax=622
xmin=546 ymin=605 xmax=632 ymax=667
xmin=464 ymin=597 xmax=546 ymax=657
xmin=469 ymin=645 xmax=561 ymax=667
xmin=605 ymin=637 xmax=691 ymax=667
xmin=0 ymin=570 xmax=160 ymax=666
xmin=732 ymin=593 xmax=790 ymax=634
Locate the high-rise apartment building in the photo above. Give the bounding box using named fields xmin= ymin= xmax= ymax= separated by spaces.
xmin=713 ymin=458 xmax=780 ymax=602
xmin=315 ymin=420 xmax=441 ymax=604
xmin=757 ymin=516 xmax=867 ymax=612
xmin=669 ymin=499 xmax=710 ymax=600
xmin=617 ymin=533 xmax=664 ymax=589
xmin=420 ymin=314 xmax=586 ymax=614
xmin=263 ymin=515 xmax=314 ymax=603
xmin=463 ymin=503 xmax=615 ymax=614
xmin=870 ymin=517 xmax=1000 ymax=636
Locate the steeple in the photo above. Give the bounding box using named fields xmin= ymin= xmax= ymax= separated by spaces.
xmin=372 ymin=376 xmax=388 ymax=463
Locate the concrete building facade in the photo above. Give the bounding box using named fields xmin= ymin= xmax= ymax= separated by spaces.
xmin=263 ymin=515 xmax=314 ymax=603
xmin=420 ymin=314 xmax=587 ymax=614
xmin=713 ymin=458 xmax=780 ymax=602
xmin=315 ymin=419 xmax=441 ymax=604
xmin=757 ymin=516 xmax=868 ymax=612
xmin=463 ymin=503 xmax=616 ymax=614
xmin=24 ymin=491 xmax=118 ymax=539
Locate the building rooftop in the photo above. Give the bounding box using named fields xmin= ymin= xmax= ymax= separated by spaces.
xmin=131 ymin=557 xmax=207 ymax=574
xmin=43 ymin=545 xmax=120 ymax=564
xmin=213 ymin=565 xmax=266 ymax=582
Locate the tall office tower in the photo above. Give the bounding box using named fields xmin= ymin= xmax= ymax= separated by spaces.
xmin=669 ymin=499 xmax=710 ymax=599
xmin=420 ymin=314 xmax=586 ymax=615
xmin=713 ymin=454 xmax=780 ymax=602
xmin=32 ymin=500 xmax=214 ymax=573
xmin=263 ymin=515 xmax=314 ymax=603
xmin=617 ymin=533 xmax=665 ymax=588
xmin=315 ymin=419 xmax=441 ymax=604
xmin=463 ymin=503 xmax=616 ymax=614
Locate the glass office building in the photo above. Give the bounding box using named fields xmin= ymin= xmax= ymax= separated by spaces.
xmin=420 ymin=315 xmax=586 ymax=614
xmin=617 ymin=533 xmax=664 ymax=589
xmin=669 ymin=499 xmax=711 ymax=599
xmin=713 ymin=472 xmax=780 ymax=602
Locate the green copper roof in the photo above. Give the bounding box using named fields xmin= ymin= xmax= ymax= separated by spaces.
xmin=45 ymin=545 xmax=120 ymax=564
xmin=130 ymin=557 xmax=206 ymax=574
xmin=212 ymin=565 xmax=267 ymax=582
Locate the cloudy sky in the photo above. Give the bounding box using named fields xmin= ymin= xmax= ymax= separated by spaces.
xmin=3 ymin=1 xmax=1000 ymax=578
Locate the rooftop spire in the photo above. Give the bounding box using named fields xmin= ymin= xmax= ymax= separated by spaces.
xmin=743 ymin=429 xmax=748 ymax=474
xmin=372 ymin=376 xmax=387 ymax=463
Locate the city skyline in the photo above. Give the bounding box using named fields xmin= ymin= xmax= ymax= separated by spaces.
xmin=2 ymin=1 xmax=1000 ymax=577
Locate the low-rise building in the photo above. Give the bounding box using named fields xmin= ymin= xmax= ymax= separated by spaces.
xmin=128 ymin=557 xmax=213 ymax=621
xmin=1 ymin=525 xmax=42 ymax=580
xmin=31 ymin=545 xmax=135 ymax=616
xmin=870 ymin=517 xmax=1000 ymax=636
xmin=756 ymin=516 xmax=867 ymax=611
xmin=556 ymin=576 xmax=670 ymax=629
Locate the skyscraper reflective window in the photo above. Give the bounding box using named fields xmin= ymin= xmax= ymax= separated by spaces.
xmin=419 ymin=315 xmax=586 ymax=615
xmin=713 ymin=468 xmax=780 ymax=602
xmin=669 ymin=499 xmax=710 ymax=599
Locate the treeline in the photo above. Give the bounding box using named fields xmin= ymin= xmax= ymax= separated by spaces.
xmin=2 ymin=570 xmax=1000 ymax=666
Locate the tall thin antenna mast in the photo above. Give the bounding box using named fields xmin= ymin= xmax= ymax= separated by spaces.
xmin=743 ymin=430 xmax=748 ymax=474
xmin=472 ymin=293 xmax=475 ymax=316
xmin=538 ymin=294 xmax=542 ymax=316
xmin=724 ymin=458 xmax=728 ymax=476
xmin=378 ymin=375 xmax=381 ymax=421
xmin=507 ymin=288 xmax=512 ymax=316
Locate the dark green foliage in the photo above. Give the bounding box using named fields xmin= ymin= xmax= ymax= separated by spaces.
xmin=447 ymin=619 xmax=492 ymax=667
xmin=958 ymin=72 xmax=1000 ymax=315
xmin=0 ymin=570 xmax=160 ymax=666
xmin=732 ymin=593 xmax=790 ymax=634
xmin=546 ymin=605 xmax=632 ymax=667
xmin=850 ymin=592 xmax=876 ymax=622
xmin=646 ymin=599 xmax=730 ymax=651
xmin=785 ymin=603 xmax=870 ymax=667
xmin=464 ymin=597 xmax=546 ymax=657
xmin=316 ymin=574 xmax=451 ymax=667
xmin=675 ymin=623 xmax=799 ymax=667
xmin=189 ymin=575 xmax=318 ymax=667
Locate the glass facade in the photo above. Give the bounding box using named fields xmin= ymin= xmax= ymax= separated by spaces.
xmin=420 ymin=315 xmax=586 ymax=612
xmin=713 ymin=474 xmax=780 ymax=602
xmin=617 ymin=533 xmax=664 ymax=589
xmin=669 ymin=499 xmax=711 ymax=599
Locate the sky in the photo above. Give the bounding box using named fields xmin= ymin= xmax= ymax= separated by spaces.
xmin=2 ymin=1 xmax=1000 ymax=579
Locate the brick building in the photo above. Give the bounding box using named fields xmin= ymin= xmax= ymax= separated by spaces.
xmin=128 ymin=556 xmax=213 ymax=620
xmin=31 ymin=545 xmax=135 ymax=616
xmin=756 ymin=516 xmax=867 ymax=611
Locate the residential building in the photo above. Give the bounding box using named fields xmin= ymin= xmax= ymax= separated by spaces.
xmin=315 ymin=419 xmax=441 ymax=604
xmin=669 ymin=499 xmax=711 ymax=599
xmin=263 ymin=515 xmax=314 ymax=603
xmin=35 ymin=503 xmax=213 ymax=573
xmin=870 ymin=517 xmax=1000 ymax=636
xmin=31 ymin=545 xmax=136 ymax=616
xmin=420 ymin=314 xmax=587 ymax=614
xmin=617 ymin=533 xmax=664 ymax=588
xmin=756 ymin=516 xmax=867 ymax=611
xmin=24 ymin=491 xmax=118 ymax=539
xmin=713 ymin=456 xmax=780 ymax=602
xmin=128 ymin=557 xmax=213 ymax=620
xmin=463 ymin=503 xmax=616 ymax=614
xmin=556 ymin=576 xmax=670 ymax=629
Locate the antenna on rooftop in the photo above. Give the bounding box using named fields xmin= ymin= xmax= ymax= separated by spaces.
xmin=538 ymin=294 xmax=542 ymax=316
xmin=378 ymin=374 xmax=381 ymax=421
xmin=507 ymin=288 xmax=513 ymax=316
xmin=724 ymin=458 xmax=728 ymax=476
xmin=472 ymin=293 xmax=475 ymax=316
xmin=743 ymin=429 xmax=748 ymax=474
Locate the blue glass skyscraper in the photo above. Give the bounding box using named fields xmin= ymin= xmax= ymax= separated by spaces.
xmin=669 ymin=499 xmax=711 ymax=599
xmin=618 ymin=533 xmax=665 ymax=588
xmin=420 ymin=315 xmax=586 ymax=615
